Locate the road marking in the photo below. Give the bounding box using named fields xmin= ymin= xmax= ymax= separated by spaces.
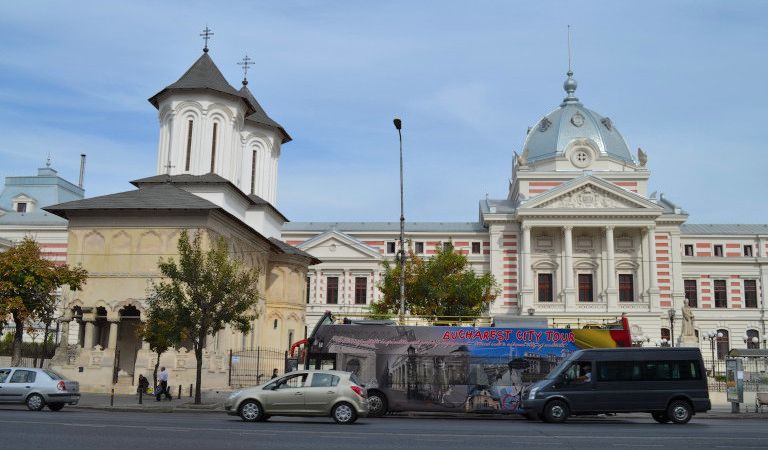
xmin=613 ymin=445 xmax=663 ymax=448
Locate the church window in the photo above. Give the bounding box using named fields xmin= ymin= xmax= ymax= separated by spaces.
xmin=619 ymin=274 xmax=634 ymax=302
xmin=684 ymin=280 xmax=698 ymax=308
xmin=713 ymin=245 xmax=723 ymax=257
xmin=251 ymin=150 xmax=257 ymax=195
xmin=184 ymin=120 xmax=194 ymax=171
xmin=354 ymin=277 xmax=367 ymax=305
xmin=713 ymin=280 xmax=727 ymax=308
xmin=578 ymin=274 xmax=593 ymax=302
xmin=537 ymin=273 xmax=553 ymax=302
xmin=15 ymin=202 xmax=27 ymax=213
xmin=386 ymin=242 xmax=396 ymax=254
xmin=210 ymin=122 xmax=218 ymax=173
xmin=326 ymin=277 xmax=339 ymax=304
xmin=744 ymin=280 xmax=757 ymax=308
xmin=744 ymin=245 xmax=753 ymax=257
xmin=684 ymin=244 xmax=694 ymax=256
xmin=414 ymin=241 xmax=424 ymax=254
xmin=471 ymin=242 xmax=481 ymax=254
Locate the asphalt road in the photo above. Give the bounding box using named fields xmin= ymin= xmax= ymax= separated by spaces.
xmin=0 ymin=407 xmax=765 ymax=450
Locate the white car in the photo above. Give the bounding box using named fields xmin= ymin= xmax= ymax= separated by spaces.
xmin=0 ymin=367 xmax=80 ymax=411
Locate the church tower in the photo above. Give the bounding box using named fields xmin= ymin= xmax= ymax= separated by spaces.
xmin=147 ymin=42 xmax=290 ymax=205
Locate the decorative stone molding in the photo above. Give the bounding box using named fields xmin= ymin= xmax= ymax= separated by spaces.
xmin=538 ymin=185 xmax=641 ymax=209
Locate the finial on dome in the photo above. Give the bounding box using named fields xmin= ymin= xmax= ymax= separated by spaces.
xmin=562 ymin=25 xmax=579 ymax=104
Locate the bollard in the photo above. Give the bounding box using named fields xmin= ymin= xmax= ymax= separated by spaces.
xmin=110 ymin=388 xmax=114 ymax=407
xmin=178 ymin=385 xmax=182 ymax=400
xmin=189 ymin=384 xmax=193 ymax=398
xmin=139 ymin=388 xmax=143 ymax=405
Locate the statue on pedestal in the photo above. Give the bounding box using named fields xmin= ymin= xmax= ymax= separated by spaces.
xmin=679 ymin=299 xmax=698 ymax=346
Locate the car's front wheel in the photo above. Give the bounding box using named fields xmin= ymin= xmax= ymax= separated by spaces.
xmin=47 ymin=403 xmax=65 ymax=412
xmin=26 ymin=394 xmax=45 ymax=411
xmin=332 ymin=402 xmax=358 ymax=424
xmin=238 ymin=400 xmax=264 ymax=422
xmin=651 ymin=412 xmax=670 ymax=423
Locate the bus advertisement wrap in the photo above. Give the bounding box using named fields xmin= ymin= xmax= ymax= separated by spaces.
xmin=309 ymin=323 xmax=629 ymax=414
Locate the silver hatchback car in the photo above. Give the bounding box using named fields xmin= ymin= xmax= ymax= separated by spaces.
xmin=0 ymin=367 xmax=80 ymax=411
xmin=225 ymin=370 xmax=368 ymax=424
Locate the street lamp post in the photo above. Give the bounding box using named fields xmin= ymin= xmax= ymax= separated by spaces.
xmin=393 ymin=118 xmax=406 ymax=323
xmin=668 ymin=308 xmax=676 ymax=347
xmin=705 ymin=330 xmax=723 ymax=377
xmin=743 ymin=335 xmax=759 ymax=349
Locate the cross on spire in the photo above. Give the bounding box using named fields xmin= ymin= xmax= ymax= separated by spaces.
xmin=237 ymin=54 xmax=254 ymax=85
xmin=200 ymin=26 xmax=214 ymax=53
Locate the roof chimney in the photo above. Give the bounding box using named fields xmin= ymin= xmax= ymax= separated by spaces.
xmin=79 ymin=154 xmax=86 ymax=189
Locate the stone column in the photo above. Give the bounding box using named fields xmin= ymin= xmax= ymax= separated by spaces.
xmin=83 ymin=320 xmax=95 ymax=349
xmin=605 ymin=225 xmax=618 ymax=307
xmin=58 ymin=313 xmax=72 ymax=348
xmin=520 ymin=224 xmax=533 ymax=310
xmin=107 ymin=321 xmax=119 ymax=349
xmin=563 ymin=226 xmax=576 ymax=306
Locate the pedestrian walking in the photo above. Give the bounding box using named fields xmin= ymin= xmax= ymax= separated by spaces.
xmin=156 ymin=367 xmax=172 ymax=401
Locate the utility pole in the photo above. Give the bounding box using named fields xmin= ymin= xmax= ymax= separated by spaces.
xmin=394 ymin=117 xmax=405 ymax=323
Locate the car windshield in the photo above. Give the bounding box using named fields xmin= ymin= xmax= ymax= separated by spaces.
xmin=546 ymin=352 xmax=581 ymax=380
xmin=43 ymin=369 xmax=64 ymax=380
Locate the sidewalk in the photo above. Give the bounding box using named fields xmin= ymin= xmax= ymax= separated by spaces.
xmin=71 ymin=392 xmax=768 ymax=419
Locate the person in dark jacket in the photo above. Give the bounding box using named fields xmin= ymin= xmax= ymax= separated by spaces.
xmin=137 ymin=374 xmax=149 ymax=395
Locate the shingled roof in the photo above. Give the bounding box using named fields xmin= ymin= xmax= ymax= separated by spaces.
xmin=239 ymin=84 xmax=291 ymax=143
xmin=268 ymin=237 xmax=321 ymax=265
xmin=148 ymin=53 xmax=243 ymax=107
xmin=44 ymin=183 xmax=219 ymax=219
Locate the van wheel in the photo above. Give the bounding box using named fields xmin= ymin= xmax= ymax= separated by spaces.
xmin=367 ymin=391 xmax=388 ymax=417
xmin=667 ymin=400 xmax=692 ymax=424
xmin=543 ymin=400 xmax=569 ymax=423
xmin=332 ymin=402 xmax=358 ymax=424
xmin=651 ymin=412 xmax=670 ymax=423
xmin=26 ymin=394 xmax=45 ymax=411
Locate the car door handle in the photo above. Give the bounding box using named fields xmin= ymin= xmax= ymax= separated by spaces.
xmin=327 ymin=391 xmax=334 ymax=394
xmin=24 ymin=386 xmax=31 ymax=389
xmin=294 ymin=392 xmax=303 ymax=396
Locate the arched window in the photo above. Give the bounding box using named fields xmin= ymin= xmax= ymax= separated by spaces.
xmin=716 ymin=329 xmax=729 ymax=360
xmin=210 ymin=122 xmax=219 ymax=173
xmin=746 ymin=329 xmax=760 ymax=350
xmin=184 ymin=119 xmax=194 ymax=171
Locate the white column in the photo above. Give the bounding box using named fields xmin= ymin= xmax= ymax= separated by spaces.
xmin=107 ymin=321 xmax=119 ymax=349
xmin=563 ymin=226 xmax=575 ymax=307
xmin=522 ymin=225 xmax=532 ymax=290
xmin=83 ymin=321 xmax=95 ymax=349
xmin=605 ymin=226 xmax=616 ymax=289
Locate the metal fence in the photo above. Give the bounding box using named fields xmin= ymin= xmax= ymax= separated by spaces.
xmin=228 ymin=347 xmax=288 ymax=387
xmin=704 ymin=356 xmax=768 ymax=392
xmin=0 ymin=340 xmax=56 ymax=368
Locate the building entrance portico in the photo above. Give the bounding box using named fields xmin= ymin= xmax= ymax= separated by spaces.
xmin=116 ymin=305 xmax=142 ymax=376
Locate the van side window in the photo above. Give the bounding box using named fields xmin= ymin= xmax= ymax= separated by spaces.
xmin=598 ymin=360 xmax=700 ymax=382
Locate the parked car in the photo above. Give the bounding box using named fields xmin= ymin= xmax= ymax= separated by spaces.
xmin=0 ymin=367 xmax=80 ymax=411
xmin=225 ymin=370 xmax=368 ymax=424
xmin=521 ymin=347 xmax=711 ymax=424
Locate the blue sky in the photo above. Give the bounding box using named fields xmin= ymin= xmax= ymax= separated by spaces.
xmin=1 ymin=1 xmax=766 ymax=223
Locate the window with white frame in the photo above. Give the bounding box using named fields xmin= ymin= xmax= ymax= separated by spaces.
xmin=471 ymin=242 xmax=481 ymax=254
xmin=386 ymin=241 xmax=396 ymax=254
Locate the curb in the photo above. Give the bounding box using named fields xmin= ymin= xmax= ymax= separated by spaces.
xmin=71 ymin=404 xmax=223 ymax=414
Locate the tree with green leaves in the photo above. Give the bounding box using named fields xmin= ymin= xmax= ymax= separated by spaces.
xmin=139 ymin=293 xmax=185 ymax=390
xmin=371 ymin=243 xmax=498 ymax=318
xmin=0 ymin=238 xmax=87 ymax=366
xmin=150 ymin=230 xmax=260 ymax=404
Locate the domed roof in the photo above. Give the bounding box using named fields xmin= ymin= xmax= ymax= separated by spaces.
xmin=522 ymin=71 xmax=635 ymax=164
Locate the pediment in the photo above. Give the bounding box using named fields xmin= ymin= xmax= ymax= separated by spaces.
xmin=522 ymin=177 xmax=661 ymax=211
xmin=297 ymin=231 xmax=382 ymax=260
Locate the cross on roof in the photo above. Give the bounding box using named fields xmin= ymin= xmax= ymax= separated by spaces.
xmin=200 ymin=26 xmax=214 ymax=53
xmin=237 ymin=54 xmax=254 ymax=85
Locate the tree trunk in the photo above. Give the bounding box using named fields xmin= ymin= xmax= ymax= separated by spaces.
xmin=11 ymin=318 xmax=23 ymax=367
xmin=40 ymin=322 xmax=50 ymax=368
xmin=153 ymin=351 xmax=161 ymax=391
xmin=194 ymin=344 xmax=203 ymax=404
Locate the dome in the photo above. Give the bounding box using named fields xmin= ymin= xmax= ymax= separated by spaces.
xmin=522 ymin=72 xmax=635 ymax=165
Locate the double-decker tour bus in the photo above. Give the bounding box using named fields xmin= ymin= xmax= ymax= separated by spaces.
xmin=290 ymin=312 xmax=631 ymax=417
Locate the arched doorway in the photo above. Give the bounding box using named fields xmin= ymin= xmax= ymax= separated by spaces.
xmin=71 ymin=306 xmax=84 ymax=347
xmin=116 ymin=305 xmax=142 ymax=375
